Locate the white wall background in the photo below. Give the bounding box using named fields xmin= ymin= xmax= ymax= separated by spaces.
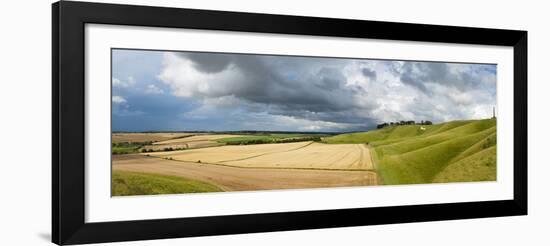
xmin=0 ymin=0 xmax=547 ymax=245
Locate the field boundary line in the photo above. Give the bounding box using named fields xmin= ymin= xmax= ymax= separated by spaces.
xmin=368 ymin=146 xmax=384 ymax=185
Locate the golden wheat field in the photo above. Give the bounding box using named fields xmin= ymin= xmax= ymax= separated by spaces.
xmin=145 ymin=141 xmax=373 ymax=170
xmin=113 ymin=154 xmax=379 ymax=191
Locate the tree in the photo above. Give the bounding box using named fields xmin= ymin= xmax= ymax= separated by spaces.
xmin=377 ymin=123 xmax=389 ymax=129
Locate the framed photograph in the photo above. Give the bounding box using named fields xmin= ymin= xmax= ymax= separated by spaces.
xmin=52 ymin=1 xmax=527 ymax=245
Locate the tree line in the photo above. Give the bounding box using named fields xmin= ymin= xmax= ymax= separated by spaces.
xmin=225 ymin=136 xmax=322 ymax=145
xmin=376 ymin=120 xmax=433 ymax=129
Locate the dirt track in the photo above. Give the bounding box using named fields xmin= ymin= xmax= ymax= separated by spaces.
xmin=113 ymin=154 xmax=378 ymax=191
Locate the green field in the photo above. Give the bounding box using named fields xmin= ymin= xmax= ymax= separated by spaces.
xmin=216 ymin=134 xmax=323 ymax=145
xmin=216 ymin=135 xmax=283 ymax=143
xmin=324 ymin=119 xmax=497 ymax=185
xmin=112 ymin=171 xmax=223 ymax=196
xmin=112 ymin=142 xmax=152 ymax=155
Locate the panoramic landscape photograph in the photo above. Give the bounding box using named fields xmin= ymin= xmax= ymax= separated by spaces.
xmin=111 ymin=48 xmax=497 ymax=196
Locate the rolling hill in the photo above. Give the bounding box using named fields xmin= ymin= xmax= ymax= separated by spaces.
xmin=323 ymin=119 xmax=497 ymax=185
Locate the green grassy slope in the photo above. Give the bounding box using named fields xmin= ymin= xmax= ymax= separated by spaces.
xmin=433 ymin=146 xmax=496 ymax=183
xmin=112 ymin=171 xmax=223 ymax=196
xmin=324 ymin=119 xmax=496 ymax=185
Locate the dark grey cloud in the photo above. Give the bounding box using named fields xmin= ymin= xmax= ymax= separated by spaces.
xmin=361 ymin=67 xmax=377 ymax=80
xmin=398 ymin=61 xmax=495 ymax=94
xmin=178 ymin=53 xmax=233 ymax=73
xmin=166 ymin=53 xmax=363 ymax=124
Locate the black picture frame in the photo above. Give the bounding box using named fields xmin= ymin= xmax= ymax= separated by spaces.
xmin=52 ymin=1 xmax=527 ymax=245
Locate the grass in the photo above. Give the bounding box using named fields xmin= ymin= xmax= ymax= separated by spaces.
xmin=112 ymin=146 xmax=138 ymax=155
xmin=269 ymin=133 xmax=310 ymax=138
xmin=433 ymin=146 xmax=496 ymax=183
xmin=112 ymin=171 xmax=223 ymax=196
xmin=324 ymin=118 xmax=497 ymax=185
xmin=217 ymin=134 xmax=324 ymax=145
xmin=112 ymin=141 xmax=151 ymax=155
xmin=216 ymin=135 xmax=280 ymax=143
xmin=322 ymin=127 xmax=396 ymax=144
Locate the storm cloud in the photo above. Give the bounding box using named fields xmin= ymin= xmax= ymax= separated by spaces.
xmin=361 ymin=67 xmax=377 ymax=81
xmin=114 ymin=50 xmax=497 ymax=132
xmin=158 ymin=52 xmax=372 ymax=129
xmin=397 ymin=61 xmax=496 ymax=95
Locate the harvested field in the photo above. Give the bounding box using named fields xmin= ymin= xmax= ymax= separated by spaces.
xmin=142 ymin=134 xmax=243 ymax=151
xmin=142 ymin=141 xmax=224 ymax=151
xmin=227 ymin=143 xmax=373 ymax=170
xmin=152 ymin=134 xmax=242 ymax=145
xmin=148 ymin=142 xmax=309 ymax=164
xmin=112 ymin=133 xmax=194 ymax=143
xmin=146 ymin=142 xmax=373 ymax=170
xmin=113 ymin=154 xmax=378 ymax=191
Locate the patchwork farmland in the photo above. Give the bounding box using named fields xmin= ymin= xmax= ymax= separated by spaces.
xmin=112 ymin=119 xmax=496 ymax=196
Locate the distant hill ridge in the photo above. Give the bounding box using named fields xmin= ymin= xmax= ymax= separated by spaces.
xmin=323 ymin=119 xmax=497 ymax=185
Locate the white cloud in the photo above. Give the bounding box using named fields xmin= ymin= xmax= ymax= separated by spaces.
xmin=112 ymin=95 xmax=127 ymax=104
xmin=112 ymin=76 xmax=135 ymax=88
xmin=144 ymin=84 xmax=164 ymax=94
xmin=157 ymin=53 xmax=245 ymax=97
xmin=112 ymin=95 xmax=145 ymax=116
xmin=272 ymin=115 xmax=360 ymax=131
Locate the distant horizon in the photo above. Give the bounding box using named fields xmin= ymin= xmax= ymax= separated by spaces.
xmin=112 ymin=49 xmax=496 ymax=132
xmin=112 ymin=130 xmax=340 ymax=134
xmin=112 ymin=117 xmax=495 ymax=134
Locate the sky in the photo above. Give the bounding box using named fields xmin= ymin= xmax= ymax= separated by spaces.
xmin=112 ymin=49 xmax=497 ymax=132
